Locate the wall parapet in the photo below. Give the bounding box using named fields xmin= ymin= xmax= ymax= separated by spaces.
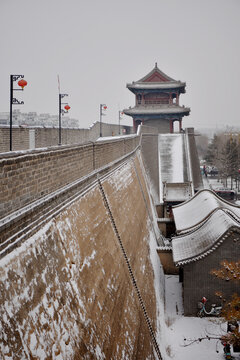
xmin=0 ymin=136 xmax=140 ymax=220
xmin=0 ymin=137 xmax=140 ymax=254
xmin=0 ymin=147 xmax=139 ymax=258
xmin=0 ymin=121 xmax=133 ymax=153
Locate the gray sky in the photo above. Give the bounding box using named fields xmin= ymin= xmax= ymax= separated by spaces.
xmin=0 ymin=0 xmax=240 ymax=131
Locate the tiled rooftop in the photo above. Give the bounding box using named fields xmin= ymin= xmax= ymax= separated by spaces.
xmin=172 ymin=209 xmax=240 ymax=265
xmin=173 ymin=189 xmax=240 ymax=234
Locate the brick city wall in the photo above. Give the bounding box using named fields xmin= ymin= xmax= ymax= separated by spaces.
xmin=140 ymin=134 xmax=159 ymax=199
xmin=0 ymin=122 xmax=133 ymax=153
xmin=0 ymin=136 xmax=140 ymax=219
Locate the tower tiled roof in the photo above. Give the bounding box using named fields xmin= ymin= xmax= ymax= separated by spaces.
xmin=127 ymin=63 xmax=186 ymax=92
xmin=124 ymin=105 xmax=190 ymax=116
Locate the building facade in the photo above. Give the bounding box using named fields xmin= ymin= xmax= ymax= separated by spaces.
xmin=171 ymin=190 xmax=240 ymax=315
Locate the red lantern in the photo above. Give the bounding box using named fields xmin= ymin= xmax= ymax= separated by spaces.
xmin=64 ymin=105 xmax=70 ymax=111
xmin=18 ymin=79 xmax=27 ymax=89
xmin=103 ymin=106 xmax=107 ymax=110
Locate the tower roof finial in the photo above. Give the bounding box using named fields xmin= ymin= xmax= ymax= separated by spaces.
xmin=155 ymin=62 xmax=158 ymax=68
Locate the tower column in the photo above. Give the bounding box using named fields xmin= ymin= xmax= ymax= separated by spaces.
xmin=179 ymin=119 xmax=182 ymax=132
xmin=170 ymin=120 xmax=173 ymax=133
xmin=176 ymin=93 xmax=179 ymax=105
xmin=133 ymin=118 xmax=137 ymax=133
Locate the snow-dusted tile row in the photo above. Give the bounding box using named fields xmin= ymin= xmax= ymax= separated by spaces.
xmin=173 ymin=189 xmax=240 ymax=233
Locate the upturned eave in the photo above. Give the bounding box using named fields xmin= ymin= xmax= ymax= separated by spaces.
xmin=123 ymin=105 xmax=190 ymax=116
xmin=126 ymin=81 xmax=186 ymax=93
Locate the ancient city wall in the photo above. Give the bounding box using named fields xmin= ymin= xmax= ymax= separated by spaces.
xmin=140 ymin=134 xmax=159 ymax=199
xmin=144 ymin=119 xmax=170 ymax=134
xmin=0 ymin=122 xmax=133 ymax=153
xmin=185 ymin=128 xmax=203 ymax=191
xmin=0 ymin=136 xmax=139 ymax=219
xmin=0 ymin=153 xmax=165 ymax=359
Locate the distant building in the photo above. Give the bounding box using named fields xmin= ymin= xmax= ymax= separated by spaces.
xmin=0 ymin=112 xmax=9 ymax=125
xmin=0 ymin=110 xmax=80 ymax=128
xmin=124 ymin=63 xmax=190 ymax=133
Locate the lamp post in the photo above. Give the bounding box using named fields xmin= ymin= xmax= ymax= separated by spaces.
xmin=9 ymin=75 xmax=27 ymax=151
xmin=118 ymin=110 xmax=124 ymax=135
xmin=59 ymin=93 xmax=70 ymax=145
xmin=100 ymin=104 xmax=107 ymax=137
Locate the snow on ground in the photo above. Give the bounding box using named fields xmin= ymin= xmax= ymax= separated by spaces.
xmin=207 ymin=176 xmax=240 ymax=197
xmin=163 ymin=275 xmax=240 ymax=360
xmin=203 ymin=176 xmax=240 ymax=205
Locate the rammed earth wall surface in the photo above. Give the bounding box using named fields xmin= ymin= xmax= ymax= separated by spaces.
xmin=0 ymin=136 xmax=139 ymax=218
xmin=0 ymin=154 xmax=163 ymax=359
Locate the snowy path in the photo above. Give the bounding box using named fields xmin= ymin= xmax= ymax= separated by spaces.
xmin=163 ymin=275 xmax=240 ymax=360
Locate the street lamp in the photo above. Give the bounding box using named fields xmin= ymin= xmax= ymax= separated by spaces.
xmin=118 ymin=110 xmax=124 ymax=135
xmin=9 ymin=75 xmax=28 ymax=151
xmin=100 ymin=104 xmax=107 ymax=137
xmin=59 ymin=93 xmax=70 ymax=145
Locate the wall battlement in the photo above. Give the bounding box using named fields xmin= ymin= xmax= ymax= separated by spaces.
xmin=0 ymin=136 xmax=139 ymax=219
xmin=0 ymin=121 xmax=133 ymax=153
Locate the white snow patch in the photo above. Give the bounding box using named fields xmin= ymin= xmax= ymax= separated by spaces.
xmin=163 ymin=275 xmax=234 ymax=360
xmin=79 ymin=250 xmax=97 ymax=272
xmin=95 ymin=344 xmax=106 ymax=359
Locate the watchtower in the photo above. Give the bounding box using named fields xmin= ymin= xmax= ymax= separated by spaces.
xmin=124 ymin=64 xmax=190 ymax=133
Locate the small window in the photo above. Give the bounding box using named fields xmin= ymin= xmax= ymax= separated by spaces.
xmin=137 ymin=94 xmax=142 ymax=104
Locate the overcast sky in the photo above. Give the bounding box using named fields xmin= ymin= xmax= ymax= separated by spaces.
xmin=0 ymin=0 xmax=239 ymax=131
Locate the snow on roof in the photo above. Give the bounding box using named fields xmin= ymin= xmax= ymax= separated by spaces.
xmin=172 ymin=209 xmax=240 ymax=265
xmin=124 ymin=105 xmax=190 ymax=116
xmin=173 ymin=189 xmax=240 ymax=233
xmin=127 ymin=82 xmax=185 ymax=90
xmin=158 ymin=134 xmax=192 ymax=203
xmin=163 ymin=182 xmax=192 ymax=202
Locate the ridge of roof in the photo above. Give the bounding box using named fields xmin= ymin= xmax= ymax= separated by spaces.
xmin=137 ymin=63 xmax=176 ymax=83
xmin=174 ymin=188 xmax=240 ymax=209
xmin=172 ymin=189 xmax=240 ymax=233
xmin=175 ymin=226 xmax=240 ymax=266
xmin=174 ymin=227 xmax=240 ymax=266
xmin=177 ymin=208 xmax=240 ymax=236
